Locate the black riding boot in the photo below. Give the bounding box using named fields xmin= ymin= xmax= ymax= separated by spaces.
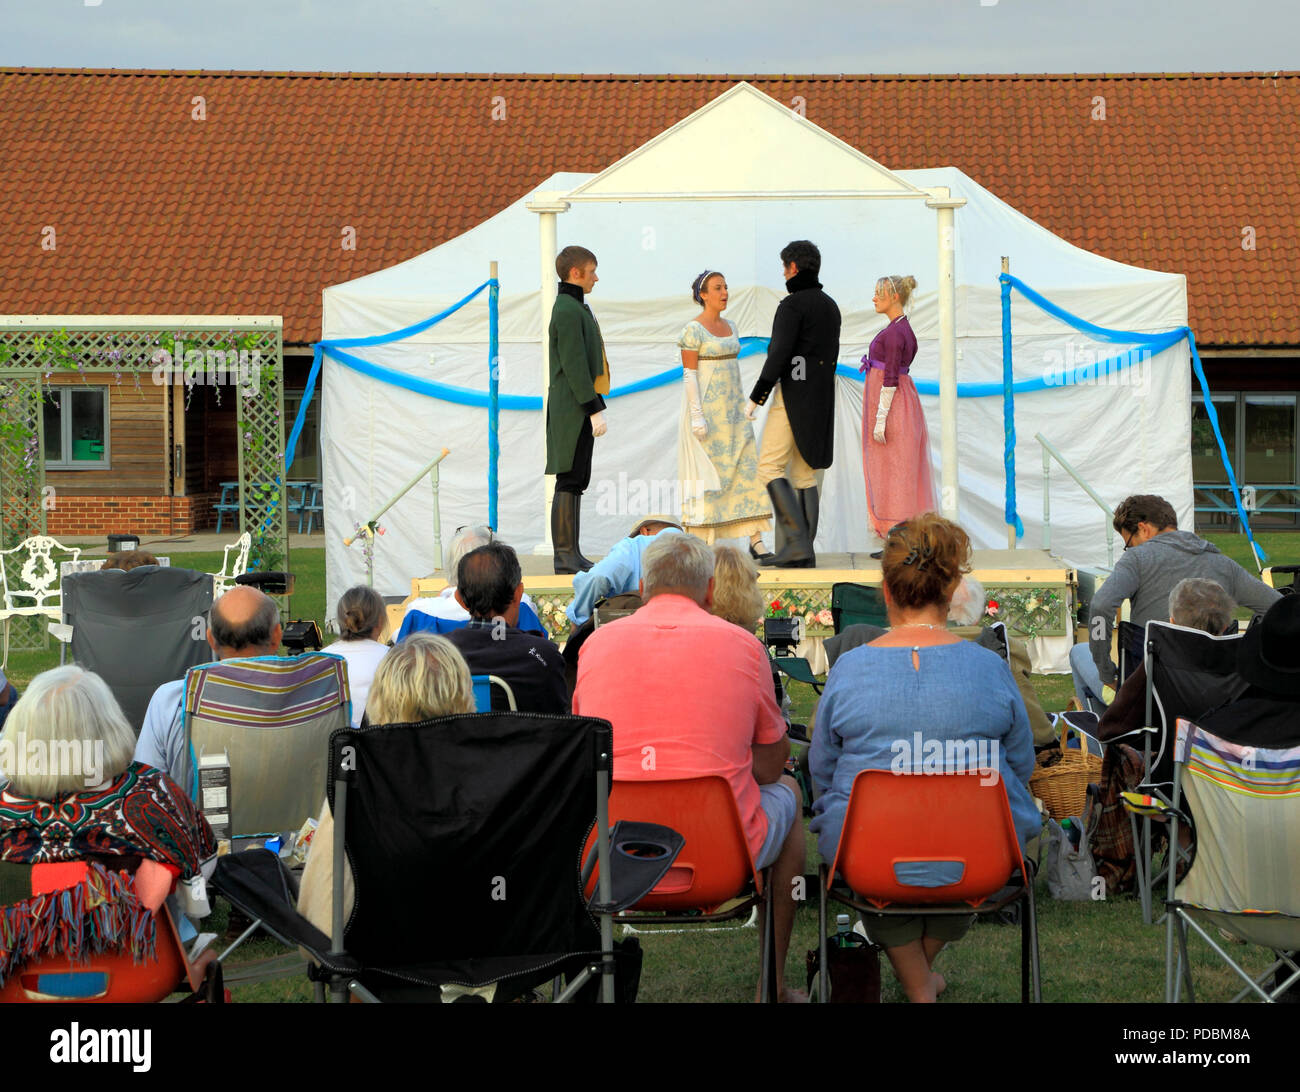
xmin=572 ymin=495 xmax=595 ymax=571
xmin=798 ymin=486 xmax=820 ymax=556
xmin=760 ymin=479 xmax=815 ymax=568
xmin=551 ymin=491 xmax=592 ymax=575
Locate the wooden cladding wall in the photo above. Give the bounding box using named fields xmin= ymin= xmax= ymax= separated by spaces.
xmin=43 ymin=375 xmax=167 ymax=496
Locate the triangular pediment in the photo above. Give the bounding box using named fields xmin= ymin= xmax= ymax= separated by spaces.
xmin=564 ymin=81 xmax=927 ymax=201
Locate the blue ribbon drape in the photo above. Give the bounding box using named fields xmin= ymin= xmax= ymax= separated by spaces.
xmin=998 ymin=272 xmax=1264 ymax=564
xmin=488 ymin=276 xmax=500 ymax=530
xmin=286 ymin=279 xmax=495 ymax=471
xmin=291 ymin=277 xmax=1259 ymax=564
xmin=1001 ymin=277 xmax=1024 ymax=538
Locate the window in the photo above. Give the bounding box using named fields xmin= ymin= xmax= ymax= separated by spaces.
xmin=283 ymin=388 xmax=320 ymax=481
xmin=1243 ymin=394 xmax=1295 ymax=485
xmin=1191 ymin=395 xmax=1236 ymax=484
xmin=1193 ymin=391 xmax=1298 ymax=530
xmin=43 ymin=387 xmax=110 ymax=469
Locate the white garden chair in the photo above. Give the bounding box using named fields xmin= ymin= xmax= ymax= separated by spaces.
xmin=210 ymin=532 xmax=252 ymax=598
xmin=0 ymin=535 xmax=82 ymax=667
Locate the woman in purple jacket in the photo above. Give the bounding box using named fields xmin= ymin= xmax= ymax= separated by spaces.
xmin=861 ymin=275 xmax=938 ymax=540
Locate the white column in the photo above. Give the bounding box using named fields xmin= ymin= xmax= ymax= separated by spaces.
xmin=927 ymin=195 xmax=965 ymax=521
xmin=526 ymin=195 xmax=569 ymax=555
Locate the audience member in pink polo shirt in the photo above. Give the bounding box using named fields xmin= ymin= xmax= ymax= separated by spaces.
xmin=573 ymin=532 xmax=806 ymax=1001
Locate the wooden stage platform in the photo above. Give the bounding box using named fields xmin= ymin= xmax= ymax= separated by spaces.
xmin=387 ymin=548 xmax=1079 ymax=672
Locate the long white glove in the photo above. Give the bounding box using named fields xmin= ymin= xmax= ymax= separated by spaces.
xmin=873 ymin=386 xmax=896 ymax=444
xmin=683 ymin=370 xmax=707 ymax=439
xmin=590 ymin=411 xmax=608 ymax=438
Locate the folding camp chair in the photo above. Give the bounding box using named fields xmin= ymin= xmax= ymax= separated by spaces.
xmin=61 ymin=566 xmax=214 ymax=734
xmin=1117 ymin=619 xmax=1145 ymax=684
xmin=209 ymin=713 xmax=680 ymax=1002
xmin=1266 ymin=564 xmax=1299 ymax=596
xmin=771 ymin=652 xmax=824 ymax=697
xmin=184 ymin=652 xmax=350 ymax=838
xmin=584 ymin=775 xmax=781 ymax=1003
xmin=830 ymin=582 xmax=887 ymax=633
xmin=980 ymin=620 xmax=1011 ymax=663
xmin=471 ymin=673 xmax=518 ymax=712
xmin=395 ymin=601 xmax=546 ymax=642
xmin=819 ymin=768 xmax=1042 ymax=1003
xmin=0 ymin=862 xmax=206 ymax=1003
xmin=1159 ymin=718 xmax=1300 ymax=1003
xmin=1114 ymin=621 xmax=1247 ymax=923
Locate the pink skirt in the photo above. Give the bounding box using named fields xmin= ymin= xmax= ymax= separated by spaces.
xmin=862 ymin=370 xmax=939 ymax=539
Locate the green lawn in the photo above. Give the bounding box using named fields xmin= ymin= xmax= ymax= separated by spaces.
xmin=7 ymin=529 xmax=1293 ymax=1002
xmin=216 ymin=848 xmax=1276 ymax=1004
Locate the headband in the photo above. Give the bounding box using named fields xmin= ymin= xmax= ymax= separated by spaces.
xmin=692 ymin=270 xmax=719 ymax=305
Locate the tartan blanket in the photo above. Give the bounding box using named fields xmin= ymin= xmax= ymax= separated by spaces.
xmin=1090 ymin=744 xmax=1146 ymax=894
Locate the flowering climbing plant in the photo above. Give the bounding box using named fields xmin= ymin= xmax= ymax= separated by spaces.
xmin=981 ymin=587 xmax=1066 ymax=638
xmin=0 ymin=323 xmax=285 ymax=565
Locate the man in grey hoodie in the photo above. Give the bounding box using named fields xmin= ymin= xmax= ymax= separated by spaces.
xmin=1070 ymin=494 xmax=1280 ymax=712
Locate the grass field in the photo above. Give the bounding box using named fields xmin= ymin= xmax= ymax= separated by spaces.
xmin=215 ymin=866 xmax=1278 ymax=1004
xmin=5 ymin=528 xmax=1293 ymax=1002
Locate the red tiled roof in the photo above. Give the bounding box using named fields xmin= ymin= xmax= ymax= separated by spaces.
xmin=1 ymin=70 xmax=1296 ymax=346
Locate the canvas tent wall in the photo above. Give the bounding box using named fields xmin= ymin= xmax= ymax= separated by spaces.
xmin=318 ymin=166 xmax=1191 ymax=625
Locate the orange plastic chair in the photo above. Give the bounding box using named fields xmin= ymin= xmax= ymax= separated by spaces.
xmin=819 ymin=768 xmax=1042 ymax=1002
xmin=584 ymin=775 xmax=778 ymax=1001
xmin=0 ymin=862 xmax=195 ymax=1003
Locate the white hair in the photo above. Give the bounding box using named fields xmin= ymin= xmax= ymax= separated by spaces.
xmin=446 ymin=525 xmax=494 ymax=583
xmin=947 ymin=575 xmax=987 ymax=627
xmin=0 ymin=666 xmax=135 ymax=798
xmin=642 ymin=533 xmax=713 ymax=603
xmin=1169 ymin=578 xmax=1235 ymax=635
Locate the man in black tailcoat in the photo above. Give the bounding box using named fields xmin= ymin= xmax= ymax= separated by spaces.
xmin=746 ymin=240 xmax=841 ymax=568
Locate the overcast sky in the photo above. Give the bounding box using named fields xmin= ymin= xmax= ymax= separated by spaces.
xmin=1 ymin=0 xmax=1296 ymax=74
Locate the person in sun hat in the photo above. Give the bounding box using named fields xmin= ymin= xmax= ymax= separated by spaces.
xmin=564 ymin=515 xmax=683 ymax=628
xmin=560 ymin=515 xmax=685 ymax=694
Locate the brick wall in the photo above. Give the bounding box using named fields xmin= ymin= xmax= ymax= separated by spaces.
xmin=47 ymin=494 xmax=218 ymax=537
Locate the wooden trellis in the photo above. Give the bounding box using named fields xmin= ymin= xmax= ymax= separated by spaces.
xmin=0 ymin=316 xmax=285 ymax=653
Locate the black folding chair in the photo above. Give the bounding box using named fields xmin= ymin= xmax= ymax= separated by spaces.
xmin=1112 ymin=621 xmax=1247 ymax=924
xmin=830 ymin=582 xmax=887 ymax=633
xmin=62 ymin=566 xmax=214 ymax=733
xmin=1268 ymin=564 xmax=1300 ymax=596
xmin=1117 ymin=620 xmax=1145 ymax=684
xmin=210 ymin=712 xmax=680 ymax=1002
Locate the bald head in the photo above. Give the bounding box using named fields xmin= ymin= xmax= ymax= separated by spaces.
xmin=208 ymin=585 xmax=282 ymax=657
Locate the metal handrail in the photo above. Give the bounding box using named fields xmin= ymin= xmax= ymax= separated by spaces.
xmin=1037 ymin=433 xmax=1115 ymax=570
xmin=343 ymin=447 xmax=451 ymax=586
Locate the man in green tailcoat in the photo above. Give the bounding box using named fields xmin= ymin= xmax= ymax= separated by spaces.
xmin=546 ymin=244 xmax=610 ymax=575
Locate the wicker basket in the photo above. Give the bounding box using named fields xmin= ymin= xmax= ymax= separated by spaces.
xmin=1030 ymin=723 xmax=1103 ymax=820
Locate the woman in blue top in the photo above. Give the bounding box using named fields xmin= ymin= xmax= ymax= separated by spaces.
xmin=810 ymin=514 xmax=1038 ymax=1002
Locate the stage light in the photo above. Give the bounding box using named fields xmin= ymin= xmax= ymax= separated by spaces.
xmin=281 ymin=620 xmax=324 ymax=654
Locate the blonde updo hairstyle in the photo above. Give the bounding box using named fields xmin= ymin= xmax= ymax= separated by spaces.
xmin=710 ymin=545 xmax=764 ymax=631
xmin=881 ymin=513 xmax=972 ymax=613
xmin=877 ymin=274 xmax=918 ymax=310
xmin=365 ymin=633 xmax=475 ymax=725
